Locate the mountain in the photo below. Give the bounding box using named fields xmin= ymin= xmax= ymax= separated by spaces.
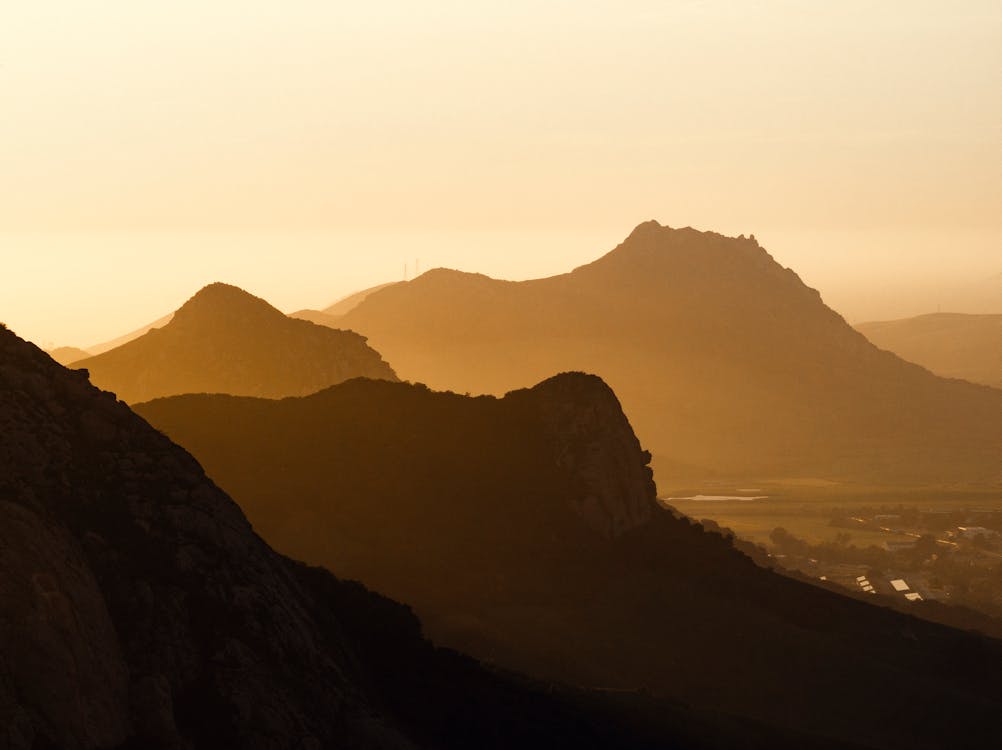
xmin=324 ymin=221 xmax=1002 ymax=486
xmin=46 ymin=346 xmax=92 ymax=366
xmin=291 ymin=282 xmax=401 ymax=327
xmin=1 ymin=324 xmax=839 ymax=750
xmin=322 ymin=282 xmax=401 ymax=317
xmin=288 ymin=308 xmax=344 ymax=327
xmin=856 ymin=313 xmax=1002 ymax=390
xmin=71 ymin=283 xmax=397 ymax=403
xmin=88 ymin=312 xmax=175 ymax=355
xmin=138 ymin=376 xmax=1002 ymax=750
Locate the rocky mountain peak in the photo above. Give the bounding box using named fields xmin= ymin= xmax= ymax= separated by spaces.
xmin=519 ymin=372 xmax=657 ymax=537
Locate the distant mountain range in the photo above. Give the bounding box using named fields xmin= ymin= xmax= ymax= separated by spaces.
xmin=88 ymin=312 xmax=175 ymax=355
xmin=46 ymin=345 xmax=91 ymax=365
xmin=322 ymin=281 xmax=401 ymax=316
xmin=138 ymin=375 xmax=1002 ymax=750
xmin=70 ymin=283 xmax=397 ymax=403
xmin=304 ymin=221 xmax=1002 ymax=487
xmin=290 ymin=281 xmax=400 ymax=326
xmin=856 ymin=313 xmax=1002 ymax=390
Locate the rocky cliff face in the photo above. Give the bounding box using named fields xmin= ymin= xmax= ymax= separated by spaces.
xmin=514 ymin=373 xmax=655 ymax=538
xmin=0 ymin=325 xmax=401 ymax=749
xmin=74 ymin=283 xmax=397 ymax=403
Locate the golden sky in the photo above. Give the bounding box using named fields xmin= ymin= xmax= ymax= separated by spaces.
xmin=2 ymin=2 xmax=1000 ymax=346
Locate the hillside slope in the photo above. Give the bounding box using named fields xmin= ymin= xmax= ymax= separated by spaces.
xmin=856 ymin=313 xmax=1002 ymax=389
xmin=139 ymin=377 xmax=1002 ymax=750
xmin=332 ymin=222 xmax=1002 ymax=486
xmin=0 ymin=325 xmax=818 ymax=750
xmin=72 ymin=283 xmax=397 ymax=403
xmin=46 ymin=346 xmax=91 ymax=366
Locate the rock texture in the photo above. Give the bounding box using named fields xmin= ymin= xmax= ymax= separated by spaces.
xmin=140 ymin=375 xmax=1002 ymax=750
xmin=516 ymin=373 xmax=654 ymax=537
xmin=72 ymin=283 xmax=397 ymax=403
xmin=3 ymin=325 xmax=787 ymax=750
xmin=329 ymin=221 xmax=1002 ymax=486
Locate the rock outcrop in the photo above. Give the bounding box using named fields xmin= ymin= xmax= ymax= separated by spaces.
xmin=72 ymin=283 xmax=397 ymax=403
xmin=514 ymin=373 xmax=655 ymax=537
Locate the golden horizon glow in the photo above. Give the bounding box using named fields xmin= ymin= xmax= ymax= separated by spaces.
xmin=1 ymin=1 xmax=1000 ymax=346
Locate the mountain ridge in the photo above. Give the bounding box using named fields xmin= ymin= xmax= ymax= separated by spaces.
xmin=70 ymin=282 xmax=398 ymax=403
xmin=138 ymin=375 xmax=1002 ymax=750
xmin=856 ymin=312 xmax=1002 ymax=390
xmin=329 ymin=222 xmax=1002 ymax=486
xmin=0 ymin=324 xmax=863 ymax=750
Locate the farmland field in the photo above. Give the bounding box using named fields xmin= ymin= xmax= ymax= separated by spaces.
xmin=663 ymin=484 xmax=1002 ymax=548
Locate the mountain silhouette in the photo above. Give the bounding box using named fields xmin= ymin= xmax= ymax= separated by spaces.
xmin=87 ymin=312 xmax=175 ymax=355
xmin=856 ymin=313 xmax=1002 ymax=390
xmin=322 ymin=281 xmax=401 ymax=316
xmin=323 ymin=221 xmax=1002 ymax=485
xmin=138 ymin=376 xmax=1002 ymax=750
xmin=291 ymin=282 xmax=401 ymax=327
xmin=46 ymin=346 xmax=91 ymax=365
xmin=1 ymin=324 xmax=853 ymax=750
xmin=71 ymin=283 xmax=397 ymax=403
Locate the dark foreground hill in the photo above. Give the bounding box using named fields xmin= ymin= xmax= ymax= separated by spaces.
xmin=0 ymin=326 xmax=841 ymax=750
xmin=327 ymin=222 xmax=1002 ymax=486
xmin=139 ymin=377 xmax=1002 ymax=750
xmin=856 ymin=312 xmax=1002 ymax=390
xmin=71 ymin=283 xmax=397 ymax=403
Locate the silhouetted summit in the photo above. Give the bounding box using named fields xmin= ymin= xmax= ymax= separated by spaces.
xmin=172 ymin=281 xmax=280 ymax=323
xmin=328 ymin=222 xmax=1002 ymax=485
xmin=140 ymin=375 xmax=1002 ymax=750
xmin=4 ymin=325 xmax=796 ymax=750
xmin=73 ymin=282 xmax=397 ymax=403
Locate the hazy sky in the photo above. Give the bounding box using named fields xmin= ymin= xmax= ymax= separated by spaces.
xmin=2 ymin=1 xmax=1000 ymax=346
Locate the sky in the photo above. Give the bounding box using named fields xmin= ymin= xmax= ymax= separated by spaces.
xmin=1 ymin=1 xmax=1000 ymax=347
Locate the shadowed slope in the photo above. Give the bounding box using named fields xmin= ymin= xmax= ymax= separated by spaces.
xmin=0 ymin=326 xmax=827 ymax=750
xmin=139 ymin=377 xmax=1002 ymax=750
xmin=330 ymin=222 xmax=1002 ymax=485
xmin=857 ymin=312 xmax=1002 ymax=389
xmin=72 ymin=283 xmax=397 ymax=403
